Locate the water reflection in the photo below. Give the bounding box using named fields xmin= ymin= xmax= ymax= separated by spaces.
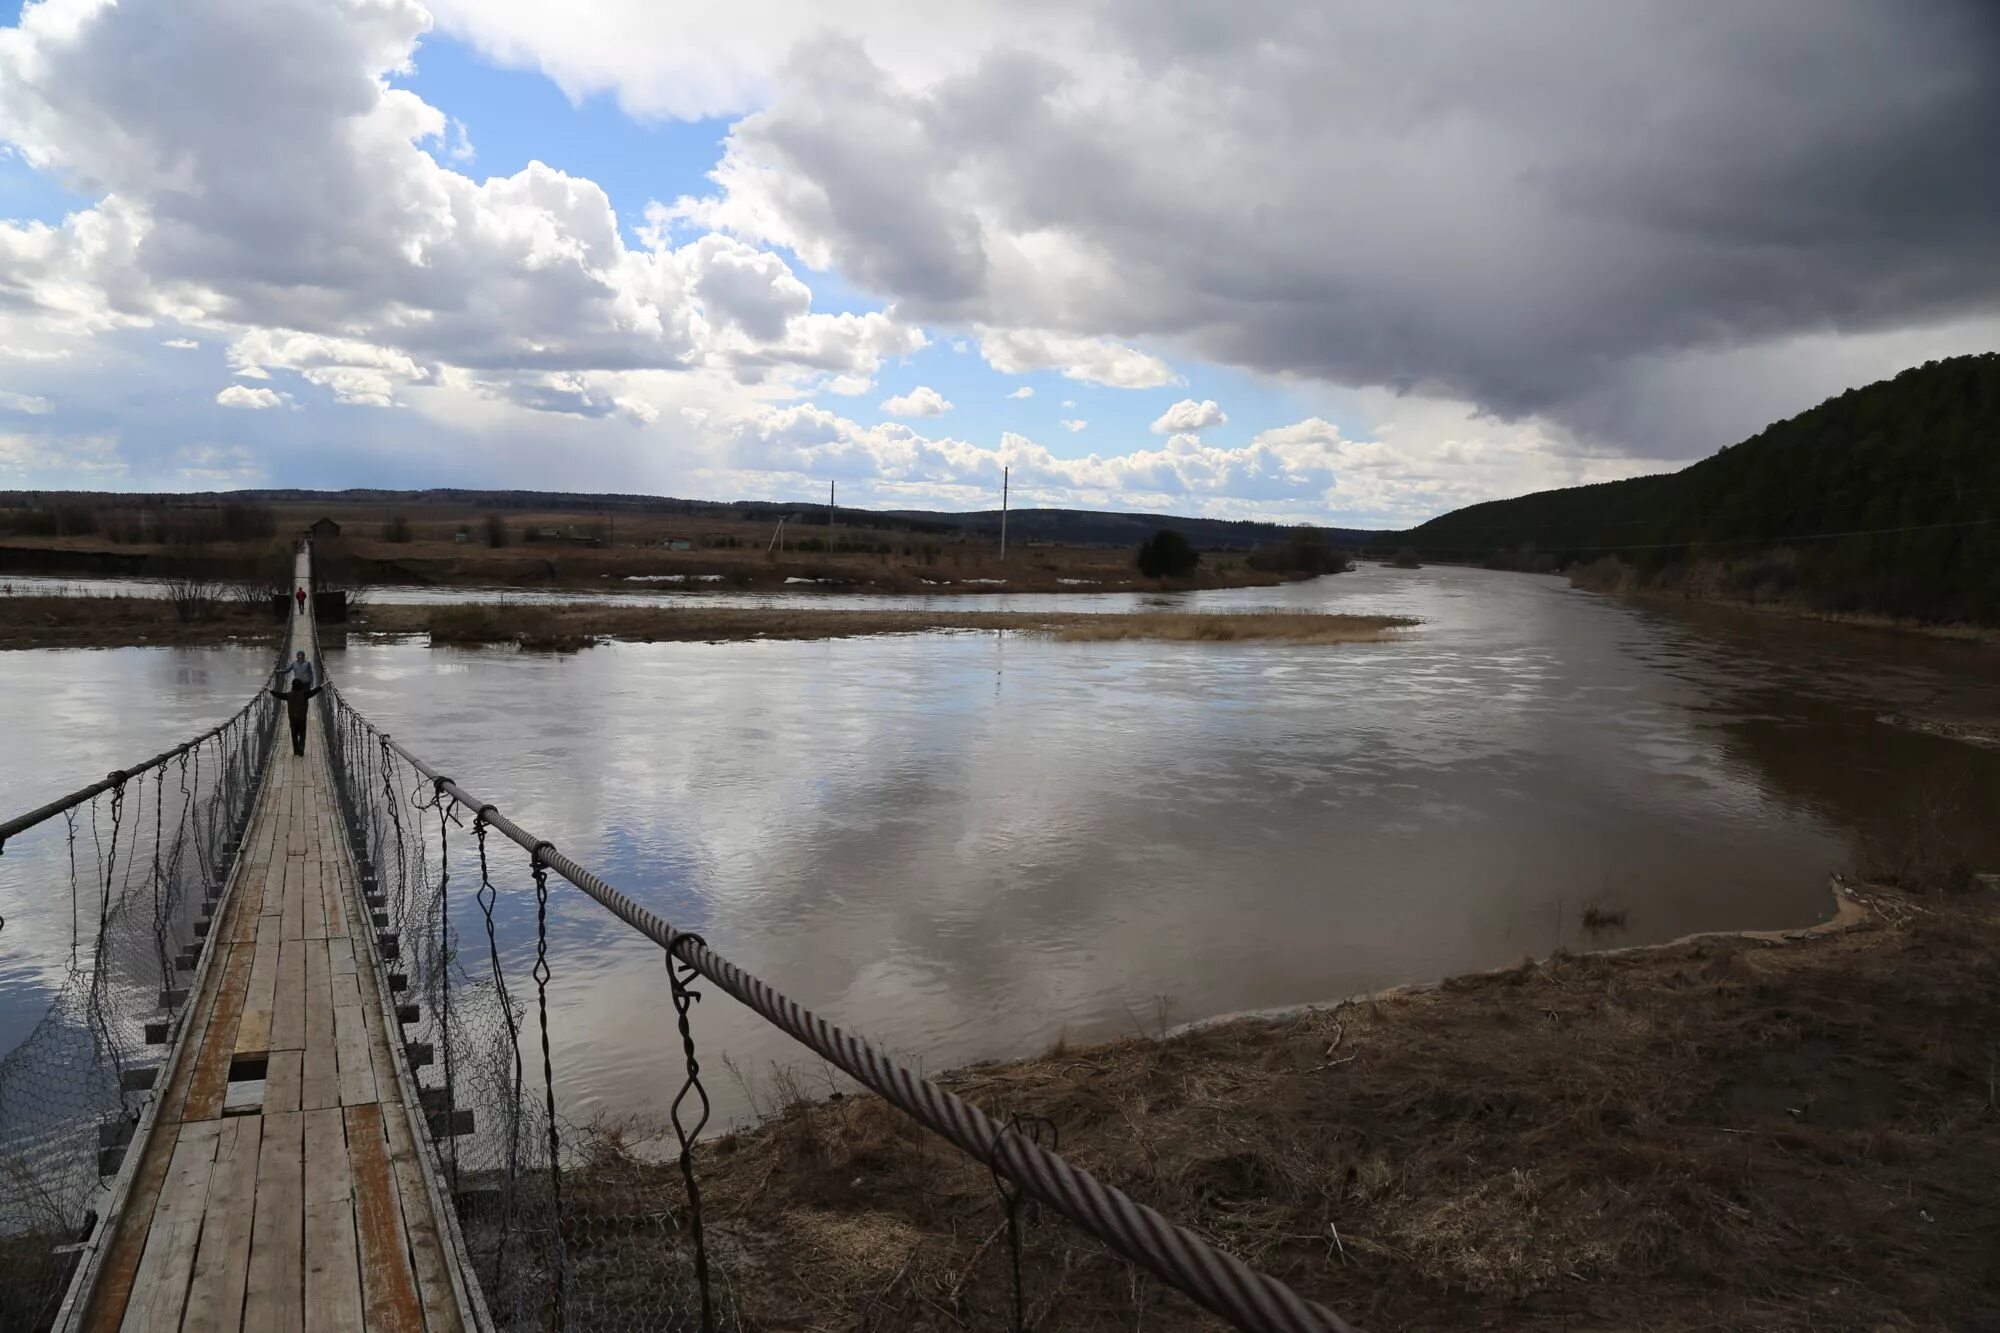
xmin=314 ymin=568 xmax=2000 ymax=1128
xmin=5 ymin=569 xmax=1998 ymax=1133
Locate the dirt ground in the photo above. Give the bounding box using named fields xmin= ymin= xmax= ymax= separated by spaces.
xmin=580 ymin=881 xmax=2000 ymax=1332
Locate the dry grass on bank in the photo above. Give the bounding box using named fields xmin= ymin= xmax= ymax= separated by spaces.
xmin=576 ymin=882 xmax=2000 ymax=1331
xmin=370 ymin=602 xmax=1416 ymax=650
xmin=0 ymin=592 xmax=278 ymax=649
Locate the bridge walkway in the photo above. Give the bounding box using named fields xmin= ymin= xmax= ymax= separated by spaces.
xmin=70 ymin=554 xmax=475 ymax=1332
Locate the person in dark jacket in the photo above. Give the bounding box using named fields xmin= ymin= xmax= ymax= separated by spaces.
xmin=272 ymin=650 xmax=322 ymax=756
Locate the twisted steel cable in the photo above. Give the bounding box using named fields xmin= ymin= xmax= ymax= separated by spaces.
xmin=328 ymin=687 xmax=1361 ymax=1333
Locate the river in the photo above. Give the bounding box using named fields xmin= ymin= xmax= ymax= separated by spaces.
xmin=3 ymin=565 xmax=1997 ymax=1129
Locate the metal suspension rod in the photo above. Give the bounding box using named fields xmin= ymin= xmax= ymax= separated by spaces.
xmin=326 ymin=688 xmax=1359 ymax=1333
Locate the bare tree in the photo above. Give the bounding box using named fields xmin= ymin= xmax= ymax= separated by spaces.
xmin=164 ymin=569 xmax=224 ymax=622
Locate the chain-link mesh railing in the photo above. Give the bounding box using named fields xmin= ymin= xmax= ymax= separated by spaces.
xmin=0 ymin=685 xmax=278 ymax=1331
xmin=319 ymin=685 xmax=1360 ymax=1333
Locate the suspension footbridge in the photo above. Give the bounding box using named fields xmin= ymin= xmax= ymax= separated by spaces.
xmin=0 ymin=542 xmax=1360 ymax=1332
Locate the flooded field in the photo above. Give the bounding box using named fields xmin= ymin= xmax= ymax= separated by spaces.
xmin=4 ymin=566 xmax=1998 ymax=1128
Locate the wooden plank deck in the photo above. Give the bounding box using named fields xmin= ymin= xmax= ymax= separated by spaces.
xmin=72 ymin=578 xmax=473 ymax=1333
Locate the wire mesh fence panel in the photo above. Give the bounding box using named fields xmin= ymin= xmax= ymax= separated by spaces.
xmin=322 ymin=692 xmax=716 ymax=1332
xmin=0 ymin=688 xmax=277 ymax=1331
xmin=321 ymin=686 xmax=1357 ymax=1333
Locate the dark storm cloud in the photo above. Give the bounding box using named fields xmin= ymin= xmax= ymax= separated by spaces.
xmin=698 ymin=0 xmax=2000 ymax=449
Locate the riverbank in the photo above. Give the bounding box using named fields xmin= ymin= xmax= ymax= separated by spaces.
xmin=0 ymin=593 xmax=1415 ymax=650
xmin=0 ymin=593 xmax=278 ymax=649
xmin=383 ymin=602 xmax=1415 ymax=649
xmin=600 ymin=879 xmax=1998 ymax=1330
xmin=1567 ymin=555 xmax=2000 ymax=642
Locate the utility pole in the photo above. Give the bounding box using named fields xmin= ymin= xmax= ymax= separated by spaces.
xmin=1000 ymin=465 xmax=1009 ymax=561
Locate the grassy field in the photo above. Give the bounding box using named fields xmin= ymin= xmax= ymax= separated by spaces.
xmin=574 ymin=880 xmax=2000 ymax=1331
xmin=0 ymin=499 xmax=1309 ymax=595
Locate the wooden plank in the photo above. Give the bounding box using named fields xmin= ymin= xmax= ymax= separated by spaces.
xmin=76 ymin=1108 xmax=177 ymax=1332
xmin=302 ymin=1106 xmax=352 ymax=1205
xmin=235 ymin=932 xmax=281 ymax=1057
xmin=303 ymin=939 xmax=340 ymax=1111
xmin=334 ymin=1004 xmax=378 ymax=1106
xmin=301 ymin=858 xmax=328 ymax=940
xmin=330 ymin=966 xmax=362 ymax=1009
xmin=271 ymin=937 xmax=309 ymax=1052
xmin=305 ymin=1201 xmax=364 ymax=1333
xmin=324 ymin=862 xmax=351 ymax=940
xmin=244 ymin=1110 xmax=306 ymax=1333
xmin=327 ymin=936 xmax=357 ymax=975
xmin=344 ymin=1104 xmax=426 ymax=1333
xmin=287 ymin=794 xmax=309 ymax=857
xmin=265 ymin=1048 xmax=303 ymax=1114
xmin=118 ymin=1119 xmax=223 ymax=1333
xmin=182 ymin=943 xmax=256 ymax=1121
xmin=280 ymin=856 xmax=306 ymax=941
xmin=231 ymin=863 xmax=267 ymax=944
xmin=181 ymin=1115 xmax=263 ymax=1333
xmin=378 ymin=1093 xmax=466 ymax=1331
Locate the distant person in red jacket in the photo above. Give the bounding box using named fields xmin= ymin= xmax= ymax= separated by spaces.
xmin=295 ymin=586 xmax=307 ymax=614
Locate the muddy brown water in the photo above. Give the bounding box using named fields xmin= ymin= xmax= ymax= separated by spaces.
xmin=3 ymin=565 xmax=1998 ymax=1130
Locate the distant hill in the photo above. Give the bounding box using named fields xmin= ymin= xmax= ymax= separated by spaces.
xmin=886 ymin=507 xmax=1375 ymax=550
xmin=1383 ymin=353 xmax=2000 ymax=623
xmin=0 ymin=485 xmax=1376 ymax=551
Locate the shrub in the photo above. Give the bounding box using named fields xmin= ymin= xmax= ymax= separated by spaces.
xmin=164 ymin=569 xmax=224 ymax=622
xmin=483 ymin=513 xmax=508 ymax=548
xmin=1136 ymin=529 xmax=1200 ymax=579
xmin=384 ymin=514 xmax=412 ymax=543
xmin=1392 ymin=547 xmax=1422 ymax=569
xmin=1248 ymin=525 xmax=1337 ymax=574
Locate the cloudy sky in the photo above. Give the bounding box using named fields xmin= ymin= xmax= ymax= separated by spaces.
xmin=1 ymin=0 xmax=1996 ymax=526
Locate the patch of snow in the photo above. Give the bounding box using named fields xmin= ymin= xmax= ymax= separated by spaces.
xmin=960 ymin=578 xmax=1008 ymax=585
xmin=1056 ymin=578 xmax=1101 ymax=586
xmin=784 ymin=576 xmax=833 ymax=585
xmin=624 ymin=574 xmax=724 ymax=583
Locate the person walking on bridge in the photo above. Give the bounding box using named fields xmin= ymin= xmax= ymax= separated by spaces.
xmin=295 ymin=585 xmax=308 ymax=614
xmin=272 ymin=650 xmax=322 ymax=756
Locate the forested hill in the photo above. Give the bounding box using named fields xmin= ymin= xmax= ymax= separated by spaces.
xmin=1388 ymin=352 xmax=2000 ymax=623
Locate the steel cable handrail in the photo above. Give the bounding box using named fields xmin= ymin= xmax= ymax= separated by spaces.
xmin=0 ymin=688 xmax=276 ymax=849
xmin=323 ymin=683 xmax=1361 ymax=1333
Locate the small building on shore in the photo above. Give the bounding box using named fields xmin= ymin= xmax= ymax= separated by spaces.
xmin=308 ymin=516 xmax=342 ymax=539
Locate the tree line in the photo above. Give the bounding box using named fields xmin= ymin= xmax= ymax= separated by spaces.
xmin=1383 ymin=353 xmax=2000 ymax=623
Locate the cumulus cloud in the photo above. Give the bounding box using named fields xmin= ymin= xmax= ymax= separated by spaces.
xmin=1005 ymin=386 xmax=1033 ymax=399
xmin=879 ymin=385 xmax=952 ymax=417
xmin=976 ymin=328 xmax=1177 ymax=388
xmin=161 ymin=337 xmax=199 ymax=350
xmin=1150 ymin=399 xmax=1226 ymax=434
xmin=0 ymin=0 xmax=925 ymax=421
xmin=1061 ymin=419 xmax=1086 ymax=432
xmin=216 ymin=385 xmax=283 ymax=410
xmin=0 ymin=390 xmax=54 ymax=414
